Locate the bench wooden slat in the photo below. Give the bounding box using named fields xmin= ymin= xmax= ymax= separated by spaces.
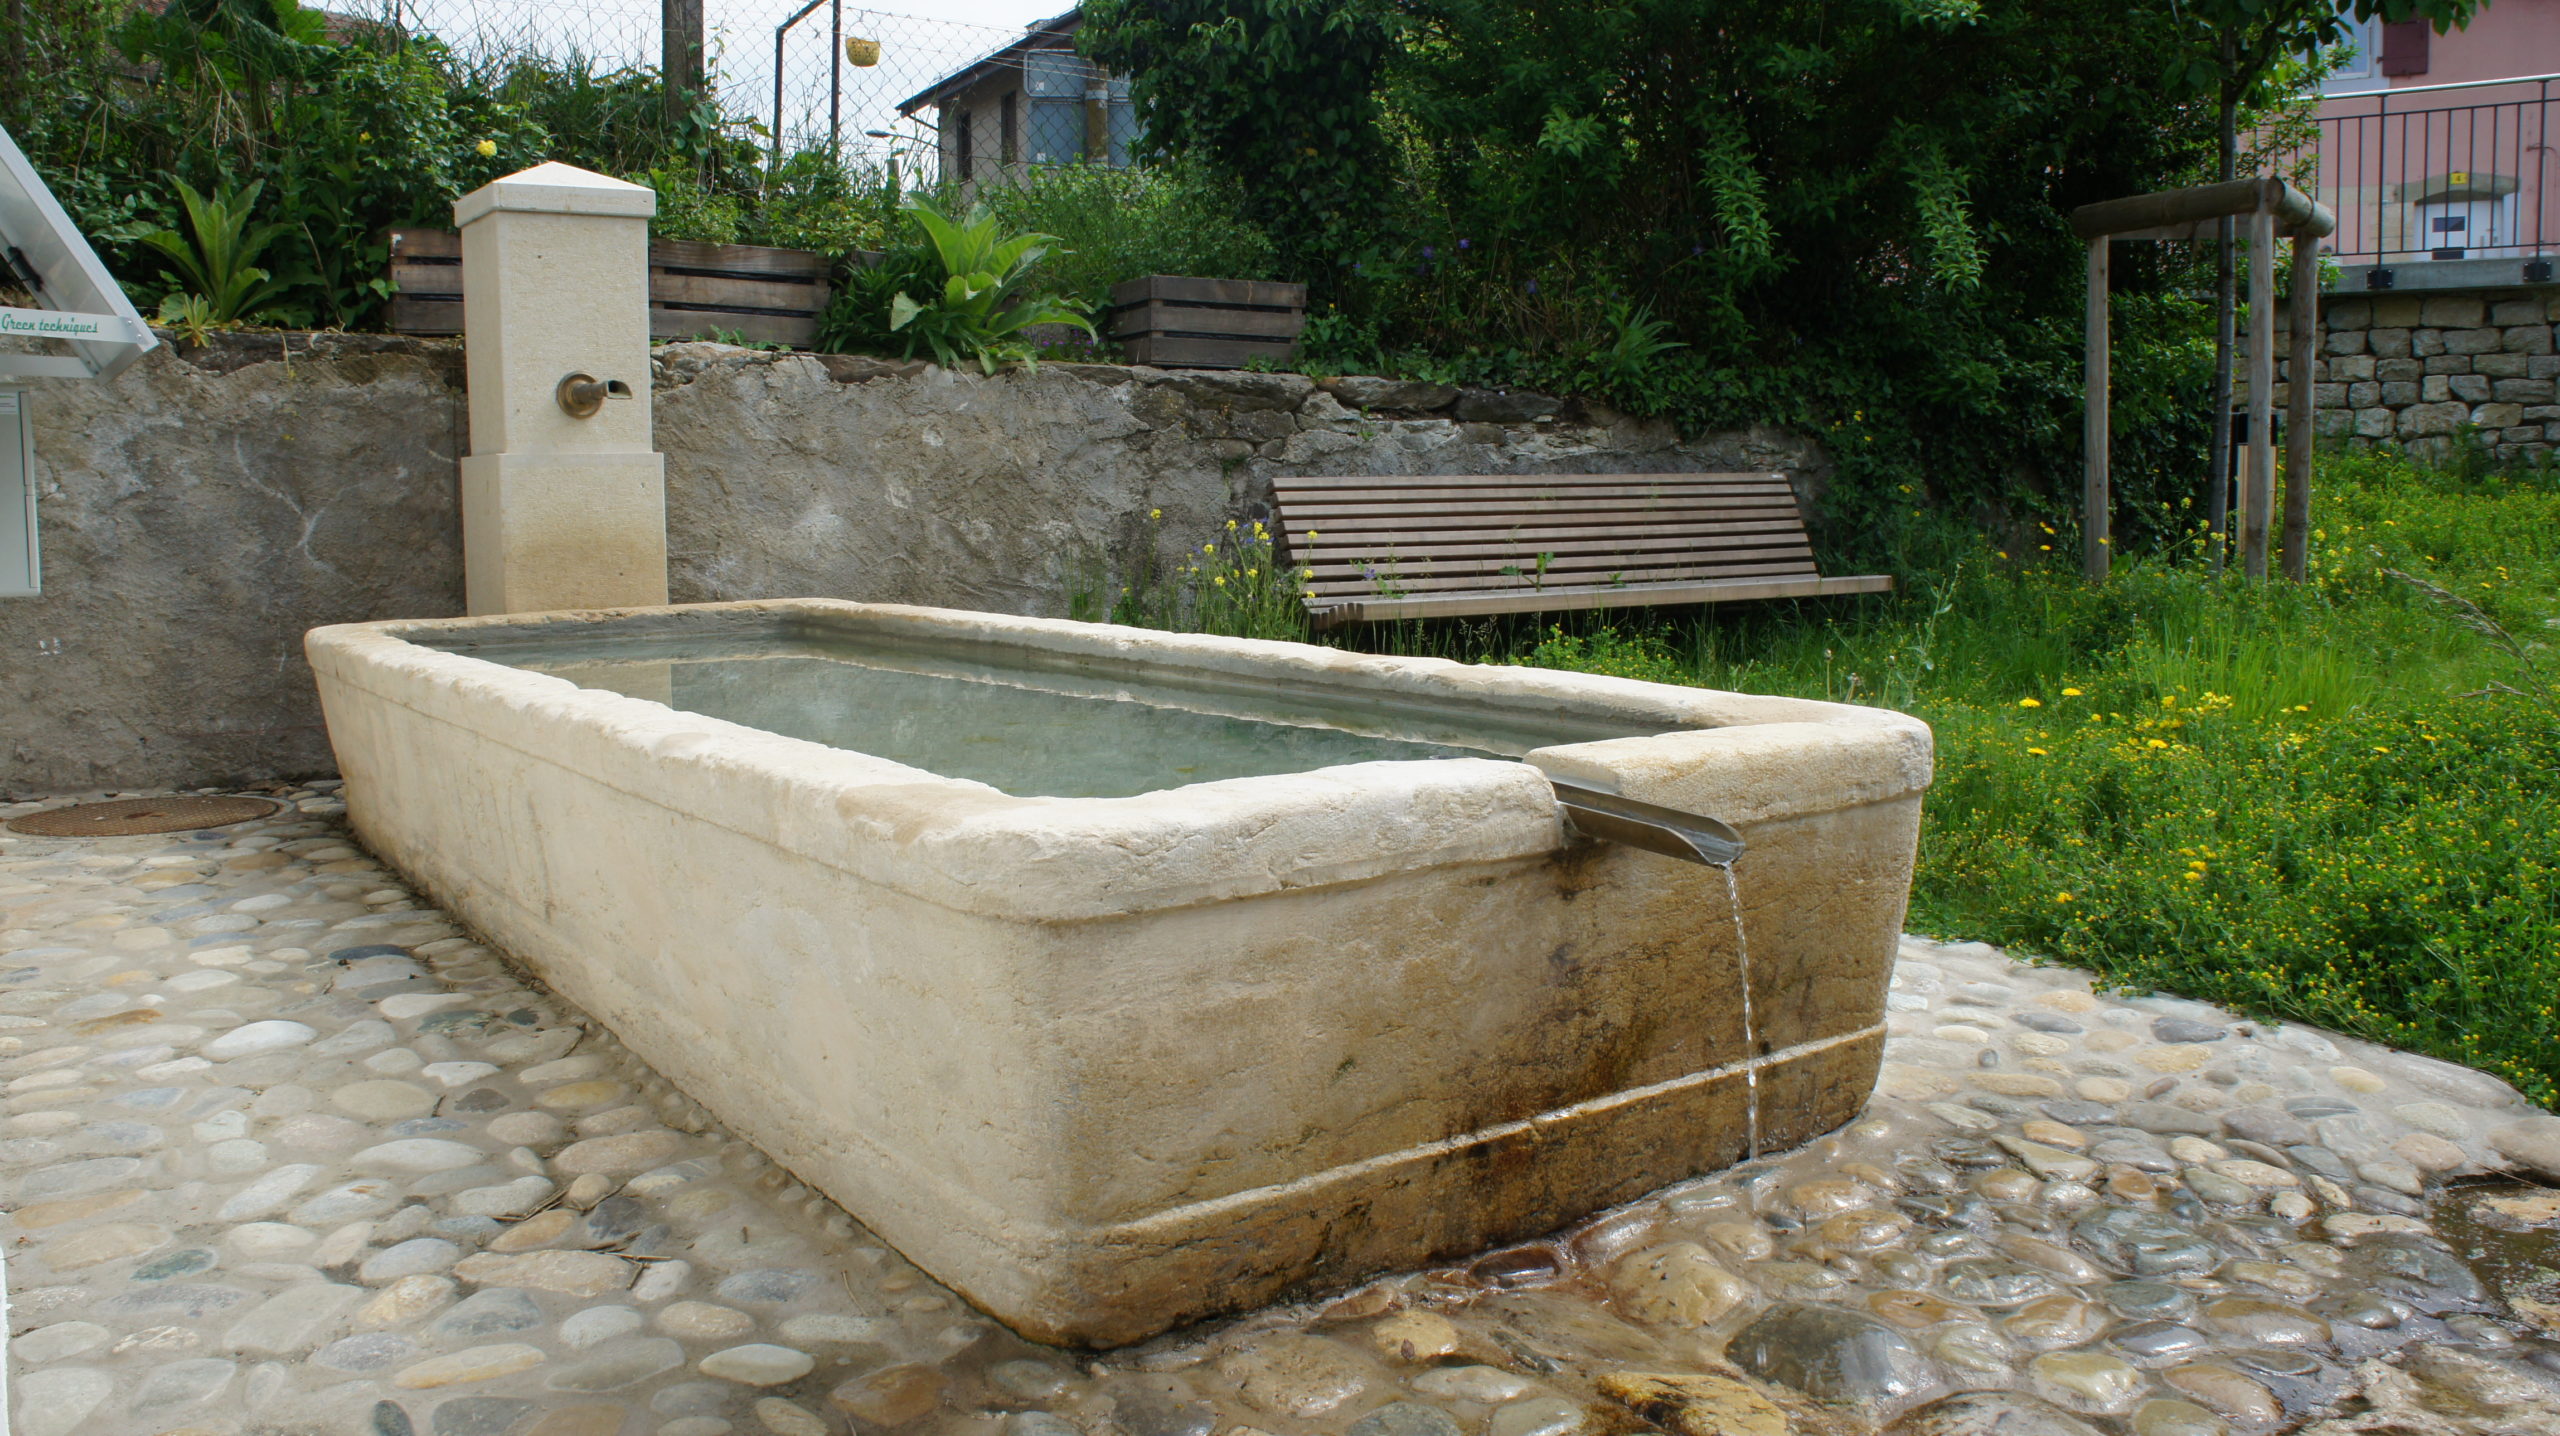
xmin=1284 ymin=509 xmax=1806 ymax=541
xmin=1307 ymin=558 xmax=1821 ymax=598
xmin=1272 ymin=471 xmax=1888 ymax=626
xmin=1276 ymin=484 xmax=1793 ymax=507
xmin=1276 ymin=487 xmax=1794 ymax=507
xmin=1315 ymin=575 xmax=1895 ymax=627
xmin=1298 ymin=526 xmax=1817 ymax=564
xmin=1276 ymin=471 xmax=1789 ymax=491
xmin=1279 ymin=496 xmax=1810 ymax=524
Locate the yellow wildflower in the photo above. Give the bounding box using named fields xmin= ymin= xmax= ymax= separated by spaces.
xmin=2019 ymin=697 xmax=2042 ymax=709
xmin=476 ymin=139 xmax=497 ymax=157
xmin=2061 ymin=687 xmax=2082 ymax=696
xmin=2026 ymin=747 xmax=2048 ymax=756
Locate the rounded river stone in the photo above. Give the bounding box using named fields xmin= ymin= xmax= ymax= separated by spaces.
xmin=1726 ymin=1302 xmax=1940 ymax=1409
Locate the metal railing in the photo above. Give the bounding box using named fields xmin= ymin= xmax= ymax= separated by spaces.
xmin=2309 ymin=72 xmax=2560 ymax=276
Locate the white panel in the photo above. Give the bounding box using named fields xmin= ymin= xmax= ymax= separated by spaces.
xmin=0 ymin=390 xmax=34 ymax=598
xmin=0 ymin=123 xmax=157 ymax=380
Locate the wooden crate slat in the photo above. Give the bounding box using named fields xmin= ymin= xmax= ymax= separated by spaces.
xmin=386 ymin=261 xmax=464 ymax=299
xmin=387 ymin=296 xmax=463 ymax=335
xmin=1111 ymin=301 xmax=1304 ymax=341
xmin=1109 ymin=275 xmax=1306 ymax=309
xmin=1313 ymin=575 xmax=1894 ymax=628
xmin=649 ymin=308 xmax=818 ymax=347
xmin=1122 ymin=334 xmax=1296 ymax=369
xmin=650 ymin=271 xmax=829 ymax=314
xmin=648 ymin=238 xmax=830 ymax=279
xmin=382 ymin=227 xmax=462 ymax=260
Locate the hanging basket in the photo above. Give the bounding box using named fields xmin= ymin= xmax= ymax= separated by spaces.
xmin=845 ymin=37 xmax=881 ymax=67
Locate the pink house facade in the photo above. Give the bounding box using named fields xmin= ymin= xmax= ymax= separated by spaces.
xmin=2311 ymin=2 xmax=2560 ymax=278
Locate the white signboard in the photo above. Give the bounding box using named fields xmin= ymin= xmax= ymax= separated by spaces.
xmin=0 ymin=122 xmax=157 ymax=380
xmin=2 ymin=121 xmax=157 ymax=598
xmin=1 ymin=390 xmax=34 ymax=597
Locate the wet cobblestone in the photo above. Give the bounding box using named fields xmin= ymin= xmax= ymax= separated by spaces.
xmin=6 ymin=787 xmax=2559 ymax=1436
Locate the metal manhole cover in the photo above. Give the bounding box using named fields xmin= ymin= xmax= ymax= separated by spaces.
xmin=5 ymin=796 xmax=283 ymax=837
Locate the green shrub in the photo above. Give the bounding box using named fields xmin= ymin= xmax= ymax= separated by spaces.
xmin=973 ymin=160 xmax=1281 ymax=312
xmin=1082 ymin=0 xmax=2259 ymax=568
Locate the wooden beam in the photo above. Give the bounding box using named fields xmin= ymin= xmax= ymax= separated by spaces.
xmin=2244 ymin=209 xmax=2278 ymax=580
xmin=2282 ymin=229 xmax=2320 ymax=583
xmin=2070 ymin=176 xmax=2336 ymax=241
xmin=2084 ymin=237 xmax=2111 ymax=582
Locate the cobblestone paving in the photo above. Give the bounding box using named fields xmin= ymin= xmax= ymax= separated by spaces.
xmin=6 ymin=786 xmax=2560 ymax=1436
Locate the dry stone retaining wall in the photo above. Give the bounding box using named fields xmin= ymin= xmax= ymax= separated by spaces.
xmin=2275 ymin=290 xmax=2560 ymax=465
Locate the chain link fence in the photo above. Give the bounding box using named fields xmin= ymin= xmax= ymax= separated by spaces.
xmin=387 ymin=0 xmax=1027 ymax=172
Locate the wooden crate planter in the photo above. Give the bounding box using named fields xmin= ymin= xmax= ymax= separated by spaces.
xmin=381 ymin=229 xmax=833 ymax=348
xmin=1108 ymin=275 xmax=1305 ymax=369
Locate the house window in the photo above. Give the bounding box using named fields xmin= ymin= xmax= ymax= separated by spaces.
xmin=956 ymin=109 xmax=974 ymax=182
xmin=1024 ymin=51 xmax=1087 ymax=165
xmin=2320 ymin=15 xmax=2387 ymax=96
xmin=1001 ymin=91 xmax=1018 ymax=167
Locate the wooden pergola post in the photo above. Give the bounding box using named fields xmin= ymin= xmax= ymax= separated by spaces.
xmin=2243 ymin=208 xmax=2277 ymax=580
xmin=2068 ymin=178 xmax=2335 ymax=584
xmin=2282 ymin=230 xmax=2320 ymax=583
xmin=2084 ymin=237 xmax=2110 ymax=582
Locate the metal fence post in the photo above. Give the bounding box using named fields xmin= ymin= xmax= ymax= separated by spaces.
xmin=2375 ymin=88 xmax=2388 ymax=266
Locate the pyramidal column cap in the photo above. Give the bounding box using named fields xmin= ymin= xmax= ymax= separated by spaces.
xmin=455 ymin=162 xmax=657 ymax=226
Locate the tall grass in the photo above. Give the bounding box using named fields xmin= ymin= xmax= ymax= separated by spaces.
xmin=1322 ymin=450 xmax=2560 ymax=1102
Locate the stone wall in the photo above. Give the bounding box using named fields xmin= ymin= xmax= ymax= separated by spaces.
xmin=2279 ymin=289 xmax=2560 ymax=465
xmin=4 ymin=336 xmax=1825 ymax=795
xmin=0 ymin=332 xmax=469 ymax=797
xmin=651 ymin=344 xmax=1826 ymax=615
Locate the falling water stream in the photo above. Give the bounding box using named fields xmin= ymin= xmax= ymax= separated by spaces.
xmin=1718 ymin=861 xmax=1760 ymax=1159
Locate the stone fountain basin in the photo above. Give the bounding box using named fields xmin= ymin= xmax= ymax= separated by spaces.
xmin=306 ymin=599 xmax=1931 ymax=1346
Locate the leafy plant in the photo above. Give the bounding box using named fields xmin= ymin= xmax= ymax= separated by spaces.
xmin=140 ymin=179 xmax=300 ymax=324
xmin=879 ymin=196 xmax=1093 ymax=374
xmin=971 ymin=159 xmax=1280 ymax=314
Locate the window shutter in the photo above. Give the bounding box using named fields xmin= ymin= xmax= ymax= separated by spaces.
xmin=2380 ymin=20 xmax=2430 ymax=76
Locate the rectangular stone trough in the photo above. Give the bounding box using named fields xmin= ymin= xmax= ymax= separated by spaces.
xmin=306 ymin=600 xmax=1931 ymax=1346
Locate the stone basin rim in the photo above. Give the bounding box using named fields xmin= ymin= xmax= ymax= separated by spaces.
xmin=307 ymin=598 xmax=1935 ymax=924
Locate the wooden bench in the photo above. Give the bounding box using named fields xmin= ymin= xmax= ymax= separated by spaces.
xmin=1272 ymin=472 xmax=1891 ymax=629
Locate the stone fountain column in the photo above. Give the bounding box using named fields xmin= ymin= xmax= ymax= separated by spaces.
xmin=454 ymin=163 xmax=667 ymax=615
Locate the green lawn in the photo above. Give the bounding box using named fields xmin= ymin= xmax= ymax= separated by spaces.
xmin=1418 ymin=454 xmax=2560 ymax=1105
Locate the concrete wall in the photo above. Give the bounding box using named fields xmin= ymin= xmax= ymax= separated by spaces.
xmin=652 ymin=344 xmax=1826 ymax=617
xmin=3 ymin=337 xmax=1827 ymax=795
xmin=1 ymin=332 xmax=469 ymax=796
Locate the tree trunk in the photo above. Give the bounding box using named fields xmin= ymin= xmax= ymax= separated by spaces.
xmin=2207 ymin=67 xmax=2238 ymax=573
